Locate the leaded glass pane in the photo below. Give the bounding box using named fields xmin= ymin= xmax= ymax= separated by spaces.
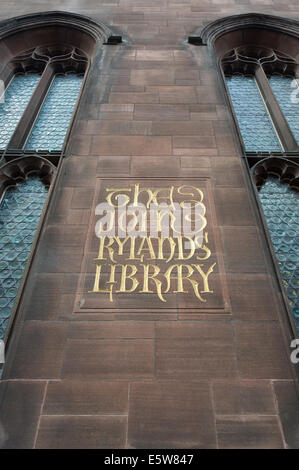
xmin=0 ymin=74 xmax=40 ymax=150
xmin=0 ymin=175 xmax=48 ymax=339
xmin=25 ymin=73 xmax=83 ymax=151
xmin=226 ymin=75 xmax=282 ymax=152
xmin=259 ymin=177 xmax=299 ymax=330
xmin=269 ymin=75 xmax=299 ymax=145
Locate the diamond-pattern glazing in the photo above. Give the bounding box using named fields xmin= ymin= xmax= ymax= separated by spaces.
xmin=269 ymin=75 xmax=299 ymax=145
xmin=0 ymin=74 xmax=40 ymax=149
xmin=0 ymin=175 xmax=48 ymax=339
xmin=226 ymin=75 xmax=282 ymax=152
xmin=259 ymin=177 xmax=299 ymax=331
xmin=25 ymin=73 xmax=83 ymax=151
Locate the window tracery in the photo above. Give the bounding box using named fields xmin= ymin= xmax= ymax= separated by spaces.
xmin=198 ymin=13 xmax=299 ymax=334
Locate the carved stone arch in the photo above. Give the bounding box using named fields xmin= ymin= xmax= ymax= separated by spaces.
xmin=195 ymin=13 xmax=299 ymax=77
xmin=0 ymin=10 xmax=119 ymax=86
xmin=199 ymin=13 xmax=299 ymax=59
xmin=252 ymin=157 xmax=299 ymax=190
xmin=0 ymin=155 xmax=56 ymax=196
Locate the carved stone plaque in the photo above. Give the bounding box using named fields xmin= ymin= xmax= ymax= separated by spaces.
xmin=75 ymin=177 xmax=230 ymax=314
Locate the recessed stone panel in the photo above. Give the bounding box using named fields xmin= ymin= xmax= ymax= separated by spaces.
xmin=75 ymin=177 xmax=229 ymax=314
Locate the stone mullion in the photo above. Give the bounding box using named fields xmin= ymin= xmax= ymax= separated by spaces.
xmin=7 ymin=62 xmax=55 ymax=150
xmin=255 ymin=65 xmax=298 ymax=152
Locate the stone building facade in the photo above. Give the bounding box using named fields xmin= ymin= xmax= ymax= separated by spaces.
xmin=0 ymin=0 xmax=298 ymax=449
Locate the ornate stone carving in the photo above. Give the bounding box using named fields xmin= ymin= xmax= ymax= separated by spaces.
xmin=252 ymin=157 xmax=299 ymax=190
xmin=222 ymin=46 xmax=297 ymax=77
xmin=10 ymin=45 xmax=88 ymax=75
xmin=0 ymin=155 xmax=56 ymax=196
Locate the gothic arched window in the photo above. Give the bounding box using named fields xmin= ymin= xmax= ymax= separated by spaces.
xmin=1 ymin=45 xmax=87 ymax=153
xmin=0 ymin=161 xmax=53 ymax=339
xmin=222 ymin=46 xmax=299 ymax=153
xmin=199 ymin=13 xmax=299 ymax=334
xmin=0 ymin=11 xmax=118 ymax=342
xmin=253 ymin=159 xmax=299 ymax=331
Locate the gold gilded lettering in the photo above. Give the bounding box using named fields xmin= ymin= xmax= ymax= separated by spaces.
xmin=136 ymin=236 xmax=156 ymax=262
xmin=195 ymin=235 xmax=211 ymax=260
xmin=164 ymin=264 xmax=205 ymax=302
xmin=133 ymin=184 xmax=175 ymax=208
xmin=116 ymin=264 xmax=139 ymax=293
xmin=127 ymin=237 xmax=142 ymax=261
xmin=114 ymin=236 xmax=130 ymax=255
xmin=178 ymin=185 xmax=204 ymax=207
xmin=176 ymin=236 xmax=195 ymax=260
xmin=127 ymin=206 xmax=147 ymax=234
xmin=95 ymin=236 xmax=115 ymax=262
xmin=89 ymin=264 xmax=111 ymax=295
xmin=156 ymin=209 xmax=177 ymax=234
xmin=140 ymin=264 xmax=166 ymax=302
xmin=133 ymin=183 xmax=154 ymax=208
xmin=152 ymin=186 xmax=175 ymax=207
xmin=192 ymin=263 xmax=216 ymax=293
xmin=183 ymin=202 xmax=207 ymax=234
xmin=157 ymin=237 xmax=176 ymax=263
xmin=106 ymin=188 xmax=131 ymax=207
